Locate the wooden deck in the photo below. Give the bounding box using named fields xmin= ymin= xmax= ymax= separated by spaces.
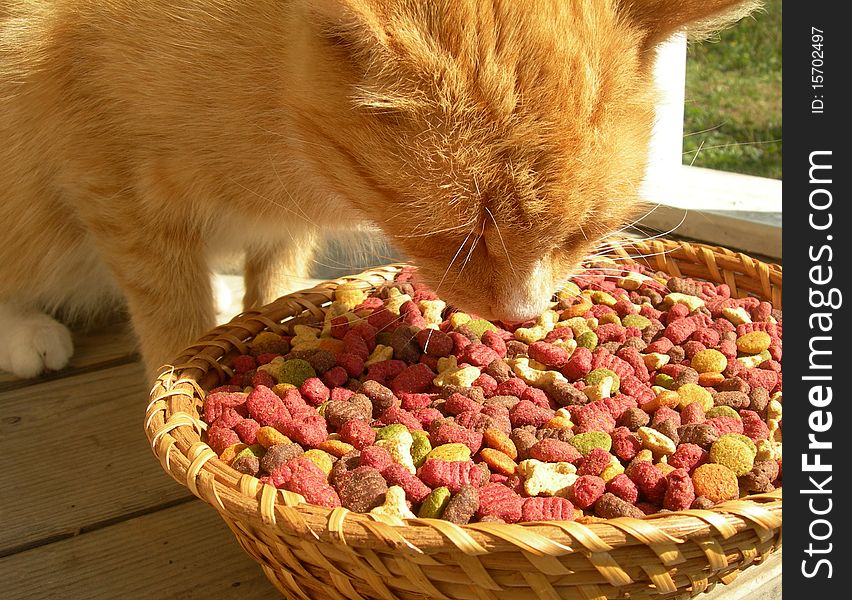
xmin=0 ymin=278 xmax=781 ymax=600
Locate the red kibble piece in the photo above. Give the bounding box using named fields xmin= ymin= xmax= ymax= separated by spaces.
xmin=589 ymin=304 xmax=616 ymax=318
xmin=420 ymin=354 xmax=440 ymax=371
xmin=366 ymin=359 xmax=407 ymax=386
xmin=359 ymin=445 xmax=394 ymax=471
xmin=481 ymin=330 xmax=508 ymax=358
xmin=212 ymin=406 xmax=244 ymax=430
xmin=740 ymin=409 xmax=771 ymax=441
xmin=338 ymin=419 xmax=376 ymax=449
xmin=476 ymin=483 xmax=523 ymax=523
xmin=280 ymin=461 xmax=342 ymax=508
xmin=616 ymin=347 xmax=650 ymax=382
xmin=562 ymin=346 xmax=593 ymax=380
xmin=520 ymin=386 xmax=550 ymax=408
xmin=666 ymin=304 xmax=690 ymax=323
xmin=300 ymin=377 xmax=330 ymax=406
xmin=418 ymin=459 xmax=481 ymax=493
xmin=449 ymin=332 xmax=472 ymax=356
xmin=414 ymin=407 xmax=445 ymax=428
xmin=606 ymin=473 xmax=639 ymax=504
xmin=431 ymin=423 xmax=484 ymax=454
xmin=611 ymin=428 xmax=642 ymax=461
xmin=509 ymin=399 xmax=555 ymax=428
xmin=249 ymin=370 xmax=275 ymax=389
xmin=760 ymin=359 xmax=781 ymax=373
xmin=495 ymin=377 xmax=527 ymax=397
xmin=528 ymin=341 xmax=572 ymax=368
xmin=627 ymin=461 xmax=668 ymax=504
xmin=207 ymin=426 xmax=240 ymax=455
xmin=591 ymin=351 xmax=634 ymax=380
xmin=322 ymin=366 xmax=349 ymax=388
xmin=376 ymin=406 xmax=423 ymax=431
xmin=704 ymin=416 xmax=744 ymax=435
xmin=330 ymin=386 xmax=355 ymax=402
xmin=578 ymin=447 xmax=612 ymax=476
xmin=572 ymin=475 xmax=606 ymax=510
xmin=575 ymin=407 xmax=616 ymax=434
xmin=414 ymin=328 xmax=453 ymax=357
xmin=529 ymin=438 xmax=583 ymax=464
xmin=461 ymin=343 xmax=500 ymax=367
xmin=664 ymin=318 xmax=698 ymax=345
xmin=343 ymin=330 xmax=371 ymax=360
xmin=691 ymin=328 xmax=721 ymax=347
xmin=646 ymin=337 xmax=674 ymax=354
xmin=445 ymin=392 xmax=482 ymax=416
xmin=472 ymin=372 xmax=498 ymax=396
xmin=640 ymin=305 xmax=663 ymax=320
xmin=278 ymin=388 xmax=310 ymax=417
xmin=399 ymin=392 xmax=433 ymax=411
xmin=330 ymin=314 xmax=350 ymax=339
xmin=381 ymin=463 xmax=432 ymax=503
xmin=682 ymin=340 xmax=707 ymax=360
xmin=233 ymin=354 xmax=257 ymax=374
xmin=680 ymin=401 xmax=706 ymax=425
xmin=234 ymin=418 xmax=260 ymax=445
xmin=620 ymin=375 xmax=656 ymax=406
xmin=367 ymin=307 xmax=396 ymax=332
xmin=354 ymin=297 xmax=383 ymax=312
xmin=279 ymin=413 xmax=328 ymax=448
xmin=246 ymin=385 xmax=287 ymax=426
xmin=718 ymin=339 xmax=738 ymax=362
xmin=390 ymin=363 xmax=435 ymax=395
xmin=651 ymin=406 xmax=681 ymax=427
xmin=663 ymin=468 xmax=696 ymax=511
xmin=741 ymin=368 xmax=778 ymax=392
xmin=544 ymin=327 xmax=574 ymax=342
xmin=596 ymin=323 xmax=627 ymax=345
xmin=613 ymin=298 xmax=637 ymax=317
xmin=751 ymin=301 xmax=772 ymax=322
xmin=337 ymin=353 xmax=366 ymax=378
xmin=668 ymin=443 xmax=708 ymax=472
xmin=522 ymin=497 xmax=575 ymax=522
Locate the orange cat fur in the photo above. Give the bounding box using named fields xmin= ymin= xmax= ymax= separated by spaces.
xmin=0 ymin=0 xmax=758 ymax=378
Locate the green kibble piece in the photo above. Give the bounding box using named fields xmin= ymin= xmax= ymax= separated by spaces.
xmin=411 ymin=430 xmax=432 ymax=467
xmin=577 ymin=330 xmax=598 ymax=350
xmin=235 ymin=444 xmax=265 ymax=460
xmin=466 ymin=319 xmax=498 ymax=338
xmin=709 ymin=436 xmax=755 ymax=476
xmin=418 ymin=486 xmax=452 ymax=519
xmin=569 ymin=431 xmax=612 ymax=456
xmin=376 ymin=331 xmax=394 ymax=347
xmin=586 ymin=368 xmax=620 ymax=394
xmin=720 ymin=433 xmax=757 ymax=458
xmin=277 ymin=359 xmax=316 ymax=387
xmin=375 ymin=423 xmax=409 ymax=442
xmin=622 ymin=314 xmax=651 ymax=330
xmin=654 ymin=373 xmax=675 ymax=389
xmin=706 ymin=406 xmax=741 ymax=420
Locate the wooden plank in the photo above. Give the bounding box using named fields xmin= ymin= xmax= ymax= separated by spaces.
xmin=0 ymin=322 xmax=138 ymax=392
xmin=0 ymin=362 xmax=192 ymax=555
xmin=0 ymin=500 xmax=278 ymax=599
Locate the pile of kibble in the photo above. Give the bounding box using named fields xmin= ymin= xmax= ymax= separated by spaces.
xmin=201 ymin=261 xmax=782 ymax=524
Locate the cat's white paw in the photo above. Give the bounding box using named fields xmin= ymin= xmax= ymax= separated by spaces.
xmin=0 ymin=309 xmax=74 ymax=378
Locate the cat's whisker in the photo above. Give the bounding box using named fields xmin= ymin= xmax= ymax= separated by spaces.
xmin=433 ymin=223 xmax=477 ymax=297
xmin=484 ymin=207 xmax=516 ymax=277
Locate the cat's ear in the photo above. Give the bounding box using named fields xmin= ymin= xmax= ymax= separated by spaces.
xmin=618 ymin=0 xmax=761 ymax=48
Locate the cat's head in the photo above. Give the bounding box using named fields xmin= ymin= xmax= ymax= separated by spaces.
xmin=294 ymin=0 xmax=758 ymax=322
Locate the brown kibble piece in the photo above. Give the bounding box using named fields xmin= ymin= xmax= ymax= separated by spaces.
xmin=442 ymin=486 xmax=480 ymax=524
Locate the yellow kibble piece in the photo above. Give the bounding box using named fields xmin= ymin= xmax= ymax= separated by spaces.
xmin=256 ymin=427 xmax=291 ymax=449
xmin=365 ymin=344 xmax=394 ymax=366
xmin=219 ymin=443 xmax=249 ymax=464
xmin=600 ymin=455 xmax=625 ymax=482
xmin=449 ymin=312 xmax=471 ymax=328
xmin=736 ymin=331 xmax=772 ymax=354
xmin=638 ymin=426 xmax=677 ymax=456
xmin=722 ymin=306 xmax=752 ymax=325
xmin=560 ymin=297 xmax=593 ymax=319
xmin=676 ymin=383 xmax=715 ymax=411
xmin=317 ymin=439 xmax=355 ymax=458
xmin=665 ymin=293 xmax=705 ymax=312
xmin=590 ymin=290 xmax=618 ymax=307
xmin=656 ymin=461 xmax=676 ymax=476
xmin=303 ymin=449 xmax=335 ymax=476
xmin=480 ymin=448 xmax=518 ymax=475
xmin=709 ymin=436 xmax=755 ymax=476
xmin=691 ymin=349 xmax=728 ymax=374
xmin=425 ymin=443 xmax=471 ymax=462
xmin=333 ymin=283 xmax=367 ymax=309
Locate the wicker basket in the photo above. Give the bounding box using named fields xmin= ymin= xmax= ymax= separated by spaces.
xmin=145 ymin=238 xmax=782 ymax=600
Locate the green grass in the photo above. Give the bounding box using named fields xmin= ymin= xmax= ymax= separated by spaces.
xmin=682 ymin=0 xmax=781 ymax=178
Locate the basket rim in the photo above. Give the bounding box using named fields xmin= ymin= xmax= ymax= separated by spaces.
xmin=145 ymin=237 xmax=781 ymax=568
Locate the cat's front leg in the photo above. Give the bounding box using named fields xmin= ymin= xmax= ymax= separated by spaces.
xmin=243 ymin=228 xmax=319 ymax=310
xmin=92 ymin=225 xmax=217 ymax=379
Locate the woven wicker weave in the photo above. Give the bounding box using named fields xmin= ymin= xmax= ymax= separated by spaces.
xmin=145 ymin=238 xmax=782 ymax=600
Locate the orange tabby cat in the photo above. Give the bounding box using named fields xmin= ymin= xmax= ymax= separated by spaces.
xmin=0 ymin=0 xmax=757 ymax=378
